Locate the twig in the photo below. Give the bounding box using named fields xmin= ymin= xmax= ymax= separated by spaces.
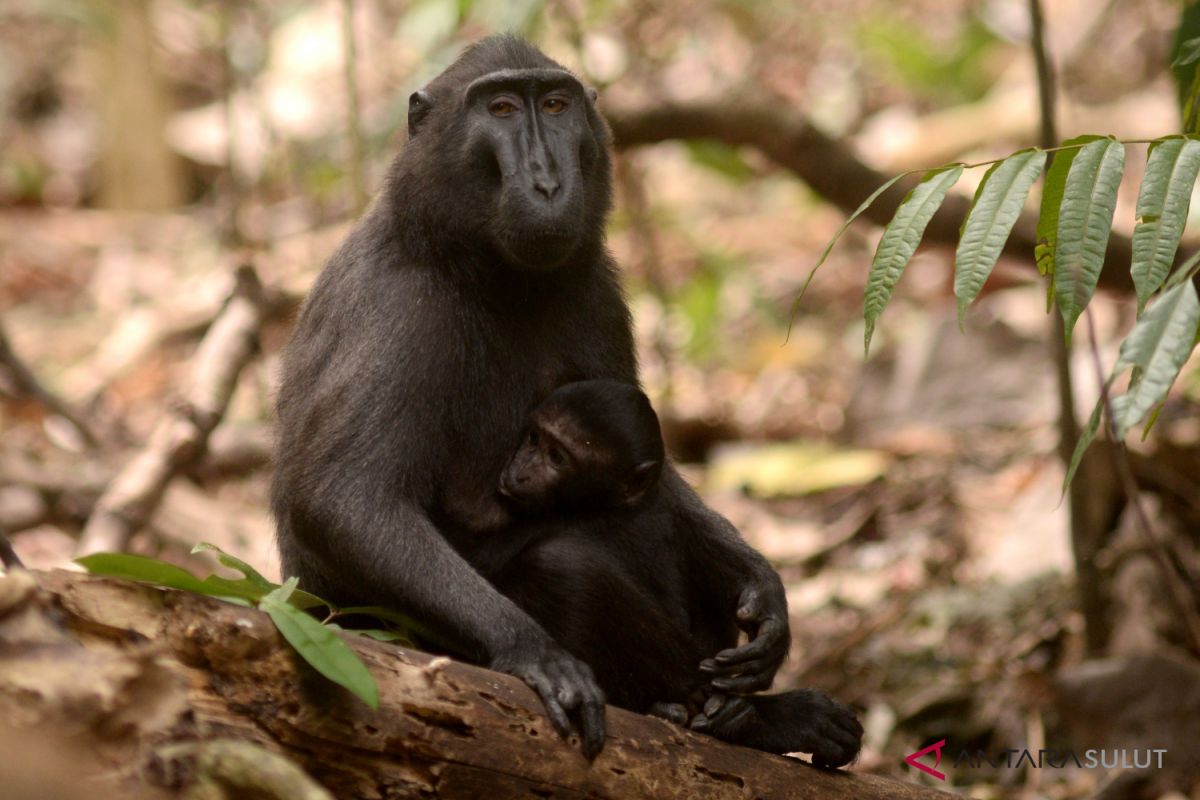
xmin=1028 ymin=0 xmax=1115 ymax=655
xmin=74 ymin=266 xmax=268 ymax=557
xmin=785 ymin=490 xmax=883 ymax=572
xmin=1028 ymin=0 xmax=1058 ymax=150
xmin=68 ymin=280 xmax=297 ymax=405
xmin=0 ymin=319 xmax=97 ymax=447
xmin=1082 ymin=310 xmax=1200 ymax=654
xmin=0 ymin=528 xmax=23 ymax=570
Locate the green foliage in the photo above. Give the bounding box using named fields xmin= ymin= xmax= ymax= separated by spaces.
xmin=955 ymin=149 xmax=1046 ymax=327
xmin=1173 ymin=9 xmax=1200 ymax=130
xmin=261 ymin=579 xmax=380 ymax=710
xmin=1110 ymin=281 xmax=1200 ymax=437
xmin=1131 ymin=137 xmax=1200 ymax=309
xmin=1063 ymin=393 xmax=1104 ymax=493
xmin=857 ymin=14 xmax=999 ymax=104
xmin=678 ymin=251 xmax=736 ymax=360
xmin=684 ymin=141 xmax=755 ymax=183
xmin=1065 ymin=282 xmax=1200 ymax=492
xmin=1176 ymin=35 xmax=1200 ymax=68
xmin=794 ymin=172 xmax=909 ymax=306
xmin=808 ymin=133 xmax=1200 ymax=487
xmin=76 ymin=552 xmax=256 ymax=605
xmin=0 ymin=157 xmax=52 ymax=204
xmin=1036 ymin=135 xmax=1105 ymax=302
xmin=75 ymin=543 xmax=423 ymax=710
xmin=864 ymin=165 xmax=962 ymax=355
xmin=190 ymin=542 xmax=272 ymax=592
xmin=1053 ymin=138 xmax=1124 ymax=342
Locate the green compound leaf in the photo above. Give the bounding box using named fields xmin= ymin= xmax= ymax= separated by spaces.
xmin=262 ymin=579 xmax=380 ymax=710
xmin=1036 ymin=135 xmax=1106 ymax=311
xmin=794 ymin=171 xmax=911 ymax=307
xmin=1054 ymin=137 xmax=1125 ymax=343
xmin=954 ymin=149 xmax=1046 ymax=327
xmin=864 ymin=164 xmax=963 ymax=355
xmin=1131 ymin=136 xmax=1200 ymax=309
xmin=1111 ymin=281 xmax=1200 ymax=437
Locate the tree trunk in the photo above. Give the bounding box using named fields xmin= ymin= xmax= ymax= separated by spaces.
xmin=0 ymin=569 xmax=952 ymax=799
xmin=88 ymin=0 xmax=185 ymax=211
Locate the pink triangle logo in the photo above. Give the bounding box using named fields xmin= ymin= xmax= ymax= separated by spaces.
xmin=904 ymin=738 xmax=947 ymax=781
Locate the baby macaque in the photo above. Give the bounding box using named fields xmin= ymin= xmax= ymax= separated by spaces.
xmin=500 ymin=379 xmax=663 ymax=514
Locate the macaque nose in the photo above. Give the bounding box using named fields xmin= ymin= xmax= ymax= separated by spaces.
xmin=532 ymin=174 xmax=560 ymax=201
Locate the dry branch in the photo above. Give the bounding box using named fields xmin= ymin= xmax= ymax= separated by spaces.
xmin=0 ymin=318 xmax=96 ymax=446
xmin=0 ymin=529 xmax=21 ymax=569
xmin=604 ymin=98 xmax=1145 ymax=294
xmin=0 ymin=568 xmax=955 ymax=800
xmin=75 ymin=266 xmax=267 ymax=556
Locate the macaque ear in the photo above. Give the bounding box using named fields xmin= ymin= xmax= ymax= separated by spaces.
xmin=408 ymin=90 xmax=434 ymax=137
xmin=587 ymin=86 xmax=599 ymax=103
xmin=621 ymin=460 xmax=660 ymax=506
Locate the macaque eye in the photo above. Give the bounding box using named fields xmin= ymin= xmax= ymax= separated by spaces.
xmin=548 ymin=447 xmax=566 ymax=467
xmin=543 ymin=97 xmax=569 ymax=114
xmin=490 ymin=99 xmax=519 ymax=117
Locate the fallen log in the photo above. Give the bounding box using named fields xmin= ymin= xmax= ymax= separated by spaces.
xmin=0 ymin=568 xmax=952 ymax=799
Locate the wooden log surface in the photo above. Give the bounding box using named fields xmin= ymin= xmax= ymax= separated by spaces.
xmin=0 ymin=568 xmax=954 ymax=799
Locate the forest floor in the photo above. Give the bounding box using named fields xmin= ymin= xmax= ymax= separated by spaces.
xmin=2 ymin=192 xmax=1198 ymax=799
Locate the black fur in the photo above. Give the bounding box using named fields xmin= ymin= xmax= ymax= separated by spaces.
xmin=500 ymin=379 xmax=664 ymax=514
xmin=272 ymin=35 xmax=859 ymax=765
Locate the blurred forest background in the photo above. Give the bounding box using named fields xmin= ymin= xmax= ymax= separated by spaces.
xmin=2 ymin=0 xmax=1200 ymax=797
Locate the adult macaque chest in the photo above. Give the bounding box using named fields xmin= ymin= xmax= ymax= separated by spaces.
xmin=429 ymin=275 xmax=629 ymax=553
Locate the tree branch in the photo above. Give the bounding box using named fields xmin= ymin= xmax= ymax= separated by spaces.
xmin=74 ymin=265 xmax=267 ymax=556
xmin=0 ymin=320 xmax=96 ymax=447
xmin=604 ymin=98 xmax=1139 ymax=293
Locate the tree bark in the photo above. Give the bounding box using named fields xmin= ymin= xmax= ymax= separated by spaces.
xmin=0 ymin=568 xmax=954 ymax=800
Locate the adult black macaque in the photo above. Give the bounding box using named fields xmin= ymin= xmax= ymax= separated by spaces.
xmin=272 ymin=35 xmax=861 ymax=766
